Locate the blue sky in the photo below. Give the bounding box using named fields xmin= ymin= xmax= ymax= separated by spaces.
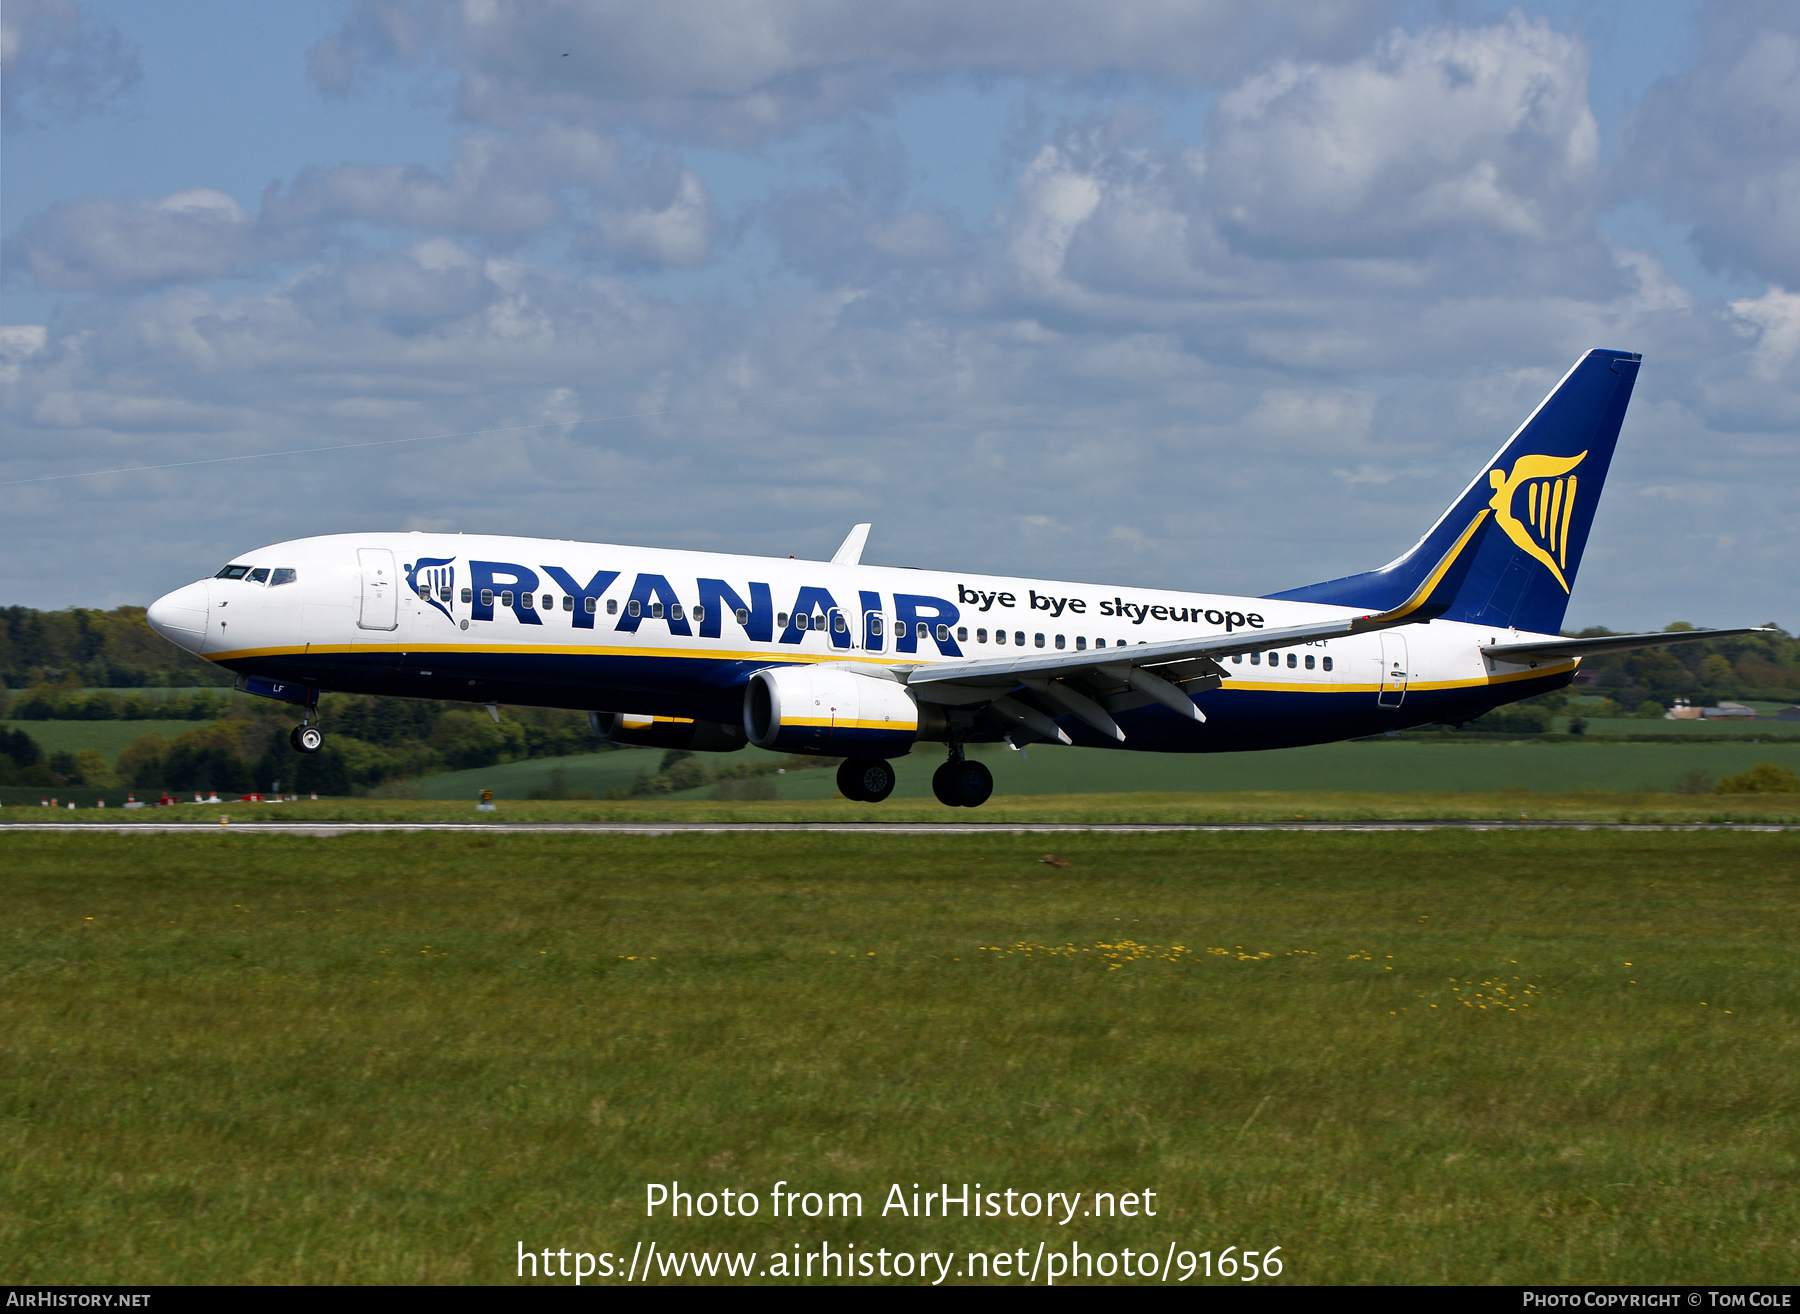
xmin=4 ymin=0 xmax=1797 ymax=632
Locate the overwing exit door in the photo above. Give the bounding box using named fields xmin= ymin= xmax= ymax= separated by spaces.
xmin=357 ymin=548 xmax=398 ymax=631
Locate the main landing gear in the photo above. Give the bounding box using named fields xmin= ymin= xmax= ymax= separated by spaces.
xmin=837 ymin=756 xmax=897 ymax=803
xmin=932 ymin=752 xmax=993 ymax=809
xmin=834 ymin=746 xmax=995 ymax=808
xmin=289 ymin=704 xmax=324 ymax=754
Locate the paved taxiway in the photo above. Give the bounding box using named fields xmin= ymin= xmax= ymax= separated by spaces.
xmin=2 ymin=821 xmax=1794 ymax=835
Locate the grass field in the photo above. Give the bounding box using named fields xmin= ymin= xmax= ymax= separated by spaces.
xmin=1558 ymin=716 xmax=1799 ymax=737
xmin=406 ymin=738 xmax=1800 ymax=804
xmin=2 ymin=830 xmax=1795 ymax=1285
xmin=6 ymin=790 xmax=1800 ymax=823
xmin=1 ymin=720 xmax=210 ymax=765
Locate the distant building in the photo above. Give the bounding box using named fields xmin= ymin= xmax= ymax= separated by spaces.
xmin=1773 ymin=706 xmax=1800 ymax=722
xmin=1666 ymin=698 xmax=1703 ymax=720
xmin=1703 ymin=702 xmax=1757 ymax=719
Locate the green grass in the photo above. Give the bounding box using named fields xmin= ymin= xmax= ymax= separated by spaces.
xmin=1 ymin=719 xmax=209 ymax=765
xmin=407 ymin=738 xmax=1800 ymax=804
xmin=1553 ymin=716 xmax=1799 ymax=737
xmin=2 ymin=831 xmax=1796 ymax=1284
xmin=8 ymin=789 xmax=1800 ymax=824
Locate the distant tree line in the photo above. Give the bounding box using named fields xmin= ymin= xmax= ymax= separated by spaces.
xmin=1569 ymin=622 xmax=1799 ymax=707
xmin=1 ymin=692 xmax=604 ymax=796
xmin=1 ymin=606 xmax=232 ymax=690
xmin=1 ymin=686 xmax=235 ymax=721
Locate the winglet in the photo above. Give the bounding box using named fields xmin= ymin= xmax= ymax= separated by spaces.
xmin=830 ymin=523 xmax=872 ymax=565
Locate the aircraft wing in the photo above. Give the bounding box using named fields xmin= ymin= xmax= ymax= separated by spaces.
xmin=898 ymin=511 xmax=1494 ymax=744
xmin=1483 ymin=628 xmax=1771 ymax=662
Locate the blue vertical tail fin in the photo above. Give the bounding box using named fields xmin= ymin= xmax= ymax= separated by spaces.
xmin=1266 ymin=348 xmax=1641 ymax=634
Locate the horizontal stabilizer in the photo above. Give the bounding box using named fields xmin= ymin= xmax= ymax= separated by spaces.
xmin=1484 ymin=628 xmax=1770 ymax=662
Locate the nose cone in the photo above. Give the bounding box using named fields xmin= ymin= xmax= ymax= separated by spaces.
xmin=146 ymin=581 xmax=209 ymax=653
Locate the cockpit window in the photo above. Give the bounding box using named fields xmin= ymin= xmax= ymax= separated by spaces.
xmin=215 ymin=565 xmax=251 ymax=579
xmin=247 ymin=568 xmax=270 ymax=585
xmin=270 ymin=568 xmax=297 ymax=587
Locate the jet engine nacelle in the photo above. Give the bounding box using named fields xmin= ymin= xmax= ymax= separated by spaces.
xmin=589 ymin=711 xmax=747 ymax=753
xmin=744 ymin=665 xmax=943 ymax=756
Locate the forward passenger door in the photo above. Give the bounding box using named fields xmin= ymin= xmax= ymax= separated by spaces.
xmin=357 ymin=548 xmax=398 ymax=631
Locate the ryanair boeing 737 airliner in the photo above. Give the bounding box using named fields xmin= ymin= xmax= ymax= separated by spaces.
xmin=144 ymin=349 xmax=1762 ymax=807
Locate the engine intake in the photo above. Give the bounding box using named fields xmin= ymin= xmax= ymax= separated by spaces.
xmin=744 ymin=665 xmax=942 ymax=756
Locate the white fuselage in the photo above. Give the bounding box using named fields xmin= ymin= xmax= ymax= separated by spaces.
xmin=147 ymin=531 xmax=1571 ymax=753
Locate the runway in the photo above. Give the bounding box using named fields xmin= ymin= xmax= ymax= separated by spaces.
xmin=2 ymin=821 xmax=1794 ymax=835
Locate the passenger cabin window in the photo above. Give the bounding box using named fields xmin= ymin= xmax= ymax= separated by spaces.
xmin=1267 ymin=652 xmax=1278 ymax=665
xmin=520 ymin=592 xmax=535 ymax=610
xmin=607 ymin=599 xmax=618 ymax=614
xmin=562 ymin=596 xmax=573 ymax=612
xmin=650 ymin=602 xmax=664 ymax=619
xmin=500 ymin=591 xmax=514 ymax=607
xmin=541 ymin=594 xmax=553 ymax=610
xmin=956 ymin=626 xmax=967 ymax=641
xmin=918 ymin=622 xmax=930 ymax=640
xmin=777 ymin=612 xmax=789 ymax=628
xmin=1250 ymin=652 xmax=1260 ymax=665
xmin=480 ymin=589 xmax=493 ymax=606
xmin=692 ymin=605 xmax=706 ymax=624
xmin=215 ymin=565 xmax=250 ymax=579
xmin=935 ymin=624 xmax=949 ymax=641
xmin=438 ymin=585 xmax=451 ymax=602
xmin=834 ymin=614 xmax=848 ymax=634
xmin=1035 ymin=633 xmax=1045 ymax=648
xmin=735 ymin=607 xmax=749 ymax=625
xmin=247 ymin=567 xmax=270 ymax=585
xmin=1076 ymin=636 xmax=1086 ymax=650
xmin=584 ymin=597 xmax=597 ymax=614
xmin=867 ymin=614 xmax=882 ymax=635
xmin=1094 ymin=638 xmax=1106 ymax=648
xmin=995 ymin=630 xmax=1006 ymax=645
xmin=977 ymin=628 xmax=988 ymax=643
xmin=1055 ymin=635 xmax=1065 ymax=649
xmin=1305 ymin=654 xmax=1315 ymax=669
xmin=1322 ymin=656 xmax=1333 ymax=672
xmin=795 ymin=613 xmax=809 ymax=631
xmin=461 ymin=587 xmax=473 ymax=604
xmin=1287 ymin=653 xmax=1297 ymax=668
xmin=271 ymin=568 xmax=298 ymax=587
xmin=1232 ymin=653 xmax=1243 ymax=664
xmin=628 ymin=599 xmax=641 ymax=618
xmin=670 ymin=604 xmax=683 ymax=621
xmin=1015 ymin=631 xmax=1026 ymax=646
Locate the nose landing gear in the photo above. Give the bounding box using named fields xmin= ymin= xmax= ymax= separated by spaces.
xmin=289 ymin=704 xmax=324 ymax=754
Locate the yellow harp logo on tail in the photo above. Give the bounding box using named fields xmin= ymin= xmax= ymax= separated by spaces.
xmin=1487 ymin=450 xmax=1587 ymax=593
